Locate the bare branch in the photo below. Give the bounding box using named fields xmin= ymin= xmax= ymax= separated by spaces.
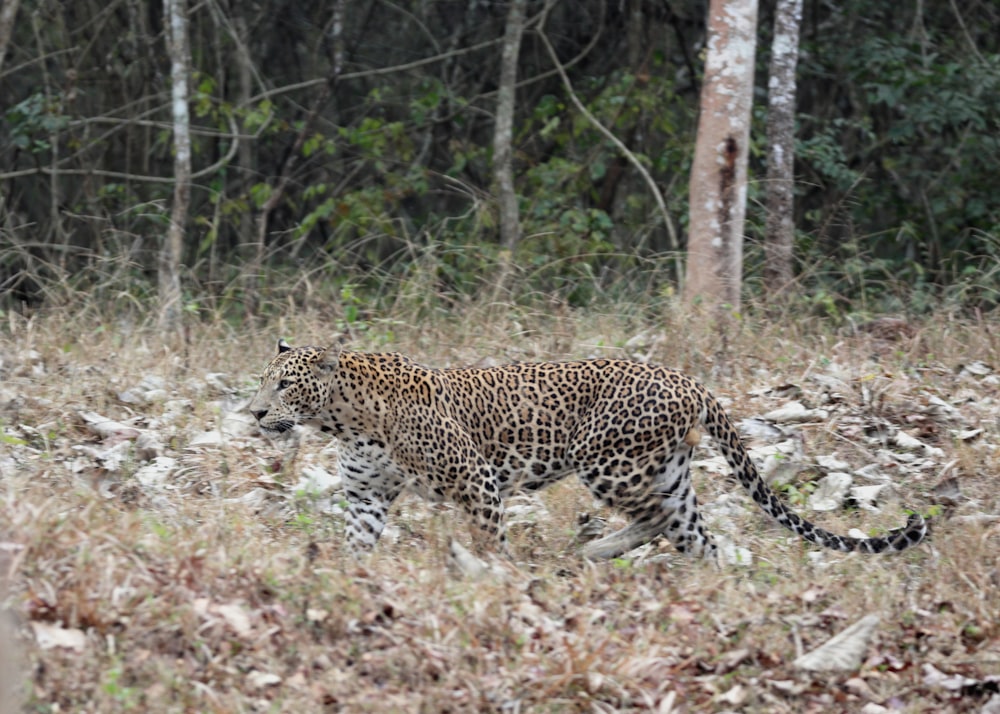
xmin=536 ymin=0 xmax=677 ymax=251
xmin=0 ymin=112 xmax=241 ymax=184
xmin=949 ymin=0 xmax=986 ymax=65
xmin=1 ymin=0 xmax=24 ymax=77
xmin=240 ymin=5 xmax=553 ymax=107
xmin=245 ymin=0 xmax=347 ymax=317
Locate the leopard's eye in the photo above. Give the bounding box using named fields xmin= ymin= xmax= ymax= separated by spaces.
xmin=278 ymin=379 xmax=292 ymax=390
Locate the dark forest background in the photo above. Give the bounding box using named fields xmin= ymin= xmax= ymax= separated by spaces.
xmin=1 ymin=0 xmax=998 ymax=316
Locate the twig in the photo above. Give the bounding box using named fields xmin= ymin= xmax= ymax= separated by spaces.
xmin=245 ymin=0 xmax=346 ymax=317
xmin=0 ymin=112 xmax=241 ymax=185
xmin=241 ymin=4 xmax=554 ymax=107
xmin=948 ymin=0 xmax=986 ymax=65
xmin=535 ymin=0 xmax=678 ymax=252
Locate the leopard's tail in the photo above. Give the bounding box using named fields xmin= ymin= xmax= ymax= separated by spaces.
xmin=700 ymin=388 xmax=927 ymax=554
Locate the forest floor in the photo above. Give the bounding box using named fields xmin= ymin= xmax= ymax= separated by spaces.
xmin=1 ymin=304 xmax=999 ymax=713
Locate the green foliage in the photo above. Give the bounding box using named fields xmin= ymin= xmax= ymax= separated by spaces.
xmin=100 ymin=658 xmax=141 ymax=709
xmin=777 ymin=482 xmax=815 ymax=508
xmin=6 ymin=93 xmax=70 ymax=153
xmin=788 ymin=11 xmax=1000 ymax=312
xmin=243 ymin=99 xmax=274 ymax=132
xmin=796 ymin=117 xmax=869 ymax=191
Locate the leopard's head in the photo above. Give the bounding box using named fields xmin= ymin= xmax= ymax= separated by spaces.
xmin=249 ymin=339 xmax=342 ymax=433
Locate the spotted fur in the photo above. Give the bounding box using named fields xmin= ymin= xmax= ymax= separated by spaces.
xmin=249 ymin=340 xmax=927 ymax=560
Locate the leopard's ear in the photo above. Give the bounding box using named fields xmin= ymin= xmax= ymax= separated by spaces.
xmin=277 ymin=338 xmax=292 ymax=354
xmin=315 ymin=336 xmax=347 ymax=374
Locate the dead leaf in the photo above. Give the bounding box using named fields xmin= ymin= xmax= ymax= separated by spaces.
xmin=448 ymin=539 xmax=491 ymax=579
xmin=800 ymin=588 xmax=824 ymax=604
xmin=844 ymin=676 xmax=877 ymax=700
xmin=134 ymin=431 xmax=165 ymax=460
xmin=858 ymin=704 xmax=890 ymax=714
xmin=738 ymin=417 xmax=785 ymax=439
xmin=951 ymin=428 xmax=983 ymax=442
xmin=816 ymin=454 xmax=851 ymax=472
xmin=922 ymin=663 xmax=978 ymax=691
xmin=753 ymin=439 xmax=806 ymax=487
xmin=893 ymin=430 xmax=945 ymax=458
xmin=188 ymin=430 xmax=225 ymax=447
xmin=77 ymin=410 xmax=141 ymax=441
xmin=808 ymin=473 xmax=853 ymax=512
xmin=73 ymin=441 xmax=133 ymax=473
xmin=247 ymin=670 xmax=282 ymax=690
xmin=849 ymin=483 xmax=895 ymax=512
xmin=657 ymin=690 xmax=677 ymax=714
xmin=32 ymin=622 xmax=87 ymax=653
xmin=214 ymin=602 xmax=253 ymax=638
xmin=931 ymin=477 xmax=963 ymax=505
xmin=793 ymin=614 xmax=880 ymax=672
xmin=448 ymin=539 xmax=507 ymax=581
xmin=763 ymin=401 xmax=829 ymax=423
xmin=665 ymin=602 xmax=698 ymax=625
xmin=306 ymin=608 xmax=328 ymax=623
xmin=714 ymin=683 xmax=748 ymax=706
xmin=133 ymin=456 xmax=178 ymax=487
xmin=193 ymin=599 xmax=253 ymax=638
xmin=767 ymin=679 xmax=808 ymax=696
xmin=715 ymin=647 xmax=751 ymax=673
xmin=957 ymin=361 xmax=993 ymax=377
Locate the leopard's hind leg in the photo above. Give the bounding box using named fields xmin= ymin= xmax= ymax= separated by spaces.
xmin=579 ymin=441 xmax=718 ymax=561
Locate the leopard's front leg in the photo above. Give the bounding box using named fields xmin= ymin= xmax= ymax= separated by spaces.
xmin=343 ymin=490 xmax=399 ymax=557
xmin=454 ymin=461 xmax=510 ymax=558
xmin=339 ymin=446 xmax=404 ymax=558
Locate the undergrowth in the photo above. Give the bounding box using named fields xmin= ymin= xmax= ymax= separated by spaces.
xmin=1 ymin=290 xmax=999 ymax=712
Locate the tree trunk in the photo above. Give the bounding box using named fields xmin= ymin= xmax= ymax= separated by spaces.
xmin=160 ymin=0 xmax=191 ymax=331
xmin=763 ymin=0 xmax=802 ymax=297
xmin=0 ymin=0 xmax=21 ymax=73
xmin=244 ymin=0 xmax=345 ymax=319
xmin=233 ymin=11 xmax=255 ymax=280
xmin=0 ymin=0 xmax=20 ymax=78
xmin=683 ymin=0 xmax=758 ymax=316
xmin=494 ymin=0 xmax=526 ymax=255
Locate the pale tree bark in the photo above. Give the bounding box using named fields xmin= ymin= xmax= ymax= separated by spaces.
xmin=232 ymin=10 xmax=255 ymax=276
xmin=160 ymin=0 xmax=191 ymax=331
xmin=0 ymin=0 xmax=20 ymax=76
xmin=763 ymin=0 xmax=802 ymax=296
xmin=683 ymin=0 xmax=758 ymax=316
xmin=626 ymin=0 xmax=644 ymax=69
xmin=494 ymin=0 xmax=526 ymax=254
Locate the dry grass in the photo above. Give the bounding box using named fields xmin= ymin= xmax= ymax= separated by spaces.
xmin=1 ymin=302 xmax=999 ymax=713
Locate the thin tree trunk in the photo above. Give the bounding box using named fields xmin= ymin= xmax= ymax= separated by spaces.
xmin=626 ymin=0 xmax=644 ymax=69
xmin=244 ymin=0 xmax=345 ymax=319
xmin=233 ymin=11 xmax=255 ymax=287
xmin=0 ymin=0 xmax=19 ymax=76
xmin=763 ymin=0 xmax=802 ymax=297
xmin=494 ymin=0 xmax=526 ymax=256
xmin=683 ymin=0 xmax=758 ymax=316
xmin=160 ymin=0 xmax=191 ymax=331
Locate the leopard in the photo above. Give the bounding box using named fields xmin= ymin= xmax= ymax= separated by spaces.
xmin=249 ymin=339 xmax=927 ymax=561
